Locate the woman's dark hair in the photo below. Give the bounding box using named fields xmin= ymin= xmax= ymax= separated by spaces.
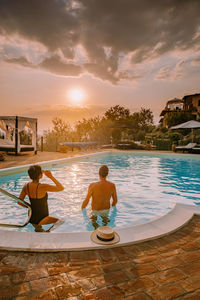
xmin=99 ymin=165 xmax=109 ymax=178
xmin=28 ymin=165 xmax=42 ymax=180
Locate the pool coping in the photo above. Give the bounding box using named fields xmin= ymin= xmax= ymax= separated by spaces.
xmin=0 ymin=150 xmax=200 ymax=252
xmin=0 ymin=203 xmax=200 ymax=251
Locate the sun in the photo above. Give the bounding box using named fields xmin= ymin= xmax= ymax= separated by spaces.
xmin=68 ymin=88 xmax=85 ymax=105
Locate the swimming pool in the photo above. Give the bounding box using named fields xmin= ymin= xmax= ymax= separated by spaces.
xmin=0 ymin=151 xmax=200 ymax=232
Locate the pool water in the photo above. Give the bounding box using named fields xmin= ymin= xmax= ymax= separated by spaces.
xmin=0 ymin=151 xmax=200 ymax=232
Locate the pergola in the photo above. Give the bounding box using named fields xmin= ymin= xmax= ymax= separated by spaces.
xmin=0 ymin=116 xmax=37 ymax=155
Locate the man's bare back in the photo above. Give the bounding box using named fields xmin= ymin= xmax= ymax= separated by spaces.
xmin=81 ymin=165 xmax=117 ymax=211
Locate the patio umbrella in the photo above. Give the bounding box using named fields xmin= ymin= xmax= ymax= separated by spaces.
xmin=170 ymin=120 xmax=200 ymax=142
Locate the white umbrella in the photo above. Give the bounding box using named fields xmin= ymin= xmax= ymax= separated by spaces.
xmin=171 ymin=120 xmax=200 ymax=142
xmin=170 ymin=120 xmax=200 ymax=130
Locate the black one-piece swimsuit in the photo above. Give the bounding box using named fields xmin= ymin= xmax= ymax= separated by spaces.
xmin=27 ymin=183 xmax=49 ymax=224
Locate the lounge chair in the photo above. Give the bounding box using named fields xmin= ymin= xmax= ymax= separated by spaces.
xmin=191 ymin=145 xmax=200 ymax=154
xmin=175 ymin=143 xmax=197 ymax=153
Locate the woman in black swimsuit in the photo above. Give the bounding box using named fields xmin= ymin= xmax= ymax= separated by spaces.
xmin=19 ymin=165 xmax=64 ymax=232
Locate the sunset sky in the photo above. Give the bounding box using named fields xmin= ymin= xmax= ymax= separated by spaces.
xmin=0 ymin=0 xmax=200 ymax=130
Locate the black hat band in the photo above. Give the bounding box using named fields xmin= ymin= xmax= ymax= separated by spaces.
xmin=97 ymin=234 xmax=115 ymax=242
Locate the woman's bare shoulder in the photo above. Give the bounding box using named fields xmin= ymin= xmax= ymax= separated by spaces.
xmin=38 ymin=183 xmax=51 ymax=189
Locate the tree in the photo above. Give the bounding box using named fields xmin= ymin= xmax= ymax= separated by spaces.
xmin=43 ymin=118 xmax=72 ymax=151
xmin=75 ymin=116 xmax=113 ymax=144
xmin=105 ymin=105 xmax=130 ymax=121
xmin=138 ymin=108 xmax=154 ymax=128
xmin=165 ymin=112 xmax=195 ymax=128
xmin=168 ymin=131 xmax=183 ymax=144
xmin=75 ymin=117 xmax=102 ymax=141
xmin=42 ymin=106 xmax=155 ymax=151
xmin=131 ymin=108 xmax=154 ymax=130
xmin=103 ymin=106 xmax=154 ymax=143
xmin=52 ymin=117 xmax=72 ymax=139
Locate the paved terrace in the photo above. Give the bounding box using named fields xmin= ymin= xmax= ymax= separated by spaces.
xmin=0 ymin=150 xmax=106 ymax=169
xmin=0 ymin=151 xmax=200 ymax=299
xmin=0 ymin=215 xmax=199 ymax=299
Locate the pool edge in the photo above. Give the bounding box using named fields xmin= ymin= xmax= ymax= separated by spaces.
xmin=0 ymin=203 xmax=199 ymax=252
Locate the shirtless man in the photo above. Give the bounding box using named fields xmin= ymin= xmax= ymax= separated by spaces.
xmin=81 ymin=165 xmax=117 ymax=228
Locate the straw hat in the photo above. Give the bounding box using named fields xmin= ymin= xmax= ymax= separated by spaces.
xmin=90 ymin=226 xmax=120 ymax=245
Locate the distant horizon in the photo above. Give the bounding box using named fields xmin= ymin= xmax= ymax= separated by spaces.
xmin=2 ymin=90 xmax=200 ymax=133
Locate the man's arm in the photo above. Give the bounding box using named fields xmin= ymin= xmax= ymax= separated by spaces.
xmin=111 ymin=184 xmax=117 ymax=207
xmin=81 ymin=184 xmax=92 ymax=209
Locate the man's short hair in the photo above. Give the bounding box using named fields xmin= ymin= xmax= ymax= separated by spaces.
xmin=28 ymin=165 xmax=42 ymax=180
xmin=99 ymin=165 xmax=109 ymax=178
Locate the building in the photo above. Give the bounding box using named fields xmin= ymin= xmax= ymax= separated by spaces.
xmin=183 ymin=93 xmax=200 ymax=116
xmin=160 ymin=93 xmax=200 ymax=127
xmin=160 ymin=98 xmax=185 ymax=128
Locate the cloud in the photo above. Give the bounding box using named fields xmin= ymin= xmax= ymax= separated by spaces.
xmin=155 ymin=66 xmax=172 ymax=80
xmin=155 ymin=60 xmax=185 ymax=81
xmin=39 ymin=55 xmax=82 ymax=76
xmin=190 ymin=56 xmax=200 ymax=66
xmin=0 ymin=0 xmax=200 ymax=83
xmin=5 ymin=56 xmax=34 ymax=68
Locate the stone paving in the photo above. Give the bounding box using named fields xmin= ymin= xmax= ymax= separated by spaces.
xmin=0 ymin=150 xmax=106 ymax=169
xmin=0 ymin=216 xmax=200 ymax=300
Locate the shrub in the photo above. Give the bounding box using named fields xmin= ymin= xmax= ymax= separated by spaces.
xmin=168 ymin=131 xmax=183 ymax=144
xmin=154 ymin=139 xmax=172 ymax=150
